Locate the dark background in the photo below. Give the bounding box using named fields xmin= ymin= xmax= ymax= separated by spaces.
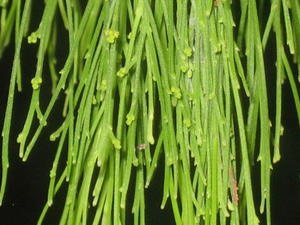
xmin=0 ymin=2 xmax=300 ymax=225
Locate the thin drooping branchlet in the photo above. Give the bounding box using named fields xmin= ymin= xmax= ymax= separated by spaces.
xmin=1 ymin=0 xmax=300 ymax=225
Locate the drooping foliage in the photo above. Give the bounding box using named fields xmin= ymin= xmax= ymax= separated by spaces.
xmin=1 ymin=1 xmax=299 ymax=225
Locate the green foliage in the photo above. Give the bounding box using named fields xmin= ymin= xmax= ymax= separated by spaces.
xmin=1 ymin=0 xmax=300 ymax=225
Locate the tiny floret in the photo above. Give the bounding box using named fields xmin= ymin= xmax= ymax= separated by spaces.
xmin=127 ymin=32 xmax=133 ymax=39
xmin=117 ymin=68 xmax=127 ymax=77
xmin=171 ymin=87 xmax=182 ymax=99
xmin=183 ymin=47 xmax=193 ymax=57
xmin=27 ymin=32 xmax=40 ymax=44
xmin=104 ymin=29 xmax=120 ymax=43
xmin=180 ymin=63 xmax=189 ymax=73
xmin=126 ymin=114 xmax=135 ymax=125
xmin=17 ymin=133 xmax=23 ymax=143
xmin=99 ymin=80 xmax=107 ymax=91
xmin=184 ymin=119 xmax=192 ymax=128
xmin=31 ymin=77 xmax=42 ymax=90
xmin=112 ymin=138 xmax=121 ymax=149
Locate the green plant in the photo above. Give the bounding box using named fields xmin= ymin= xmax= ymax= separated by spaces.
xmin=1 ymin=0 xmax=299 ymax=225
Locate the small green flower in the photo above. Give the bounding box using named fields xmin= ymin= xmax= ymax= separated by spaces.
xmin=117 ymin=68 xmax=127 ymax=77
xmin=31 ymin=77 xmax=42 ymax=90
xmin=112 ymin=138 xmax=121 ymax=149
xmin=27 ymin=32 xmax=40 ymax=44
xmin=39 ymin=118 xmax=47 ymax=126
xmin=127 ymin=32 xmax=133 ymax=39
xmin=183 ymin=47 xmax=193 ymax=57
xmin=180 ymin=63 xmax=189 ymax=73
xmin=99 ymin=80 xmax=107 ymax=91
xmin=49 ymin=170 xmax=56 ymax=178
xmin=280 ymin=125 xmax=284 ymax=136
xmin=171 ymin=87 xmax=182 ymax=99
xmin=126 ymin=114 xmax=135 ymax=125
xmin=187 ymin=70 xmax=193 ymax=78
xmin=49 ymin=134 xmax=56 ymax=141
xmin=92 ymin=96 xmax=97 ymax=105
xmin=104 ymin=29 xmax=120 ymax=43
xmin=17 ymin=133 xmax=23 ymax=143
xmin=183 ymin=119 xmax=192 ymax=128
